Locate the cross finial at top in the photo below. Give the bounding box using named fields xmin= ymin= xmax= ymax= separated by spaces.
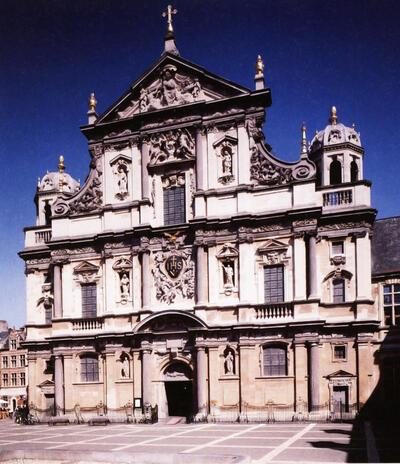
xmin=162 ymin=5 xmax=177 ymax=36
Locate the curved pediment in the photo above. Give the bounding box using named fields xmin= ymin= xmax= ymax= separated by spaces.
xmin=134 ymin=310 xmax=207 ymax=334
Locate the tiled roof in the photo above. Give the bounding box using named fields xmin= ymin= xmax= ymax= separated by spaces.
xmin=372 ymin=216 xmax=400 ymax=276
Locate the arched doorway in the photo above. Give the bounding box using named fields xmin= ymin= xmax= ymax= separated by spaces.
xmin=163 ymin=362 xmax=194 ymax=418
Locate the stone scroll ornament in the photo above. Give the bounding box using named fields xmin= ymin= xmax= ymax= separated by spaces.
xmin=152 ymin=249 xmax=194 ymax=304
xmin=52 ymin=144 xmax=103 ymax=216
xmin=149 ymin=128 xmax=195 ymax=165
xmin=246 ymin=118 xmax=316 ymax=186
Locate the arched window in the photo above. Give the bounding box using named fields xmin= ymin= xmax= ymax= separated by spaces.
xmin=263 ymin=345 xmax=287 ymax=376
xmin=329 ymin=159 xmax=342 ymax=185
xmin=80 ymin=355 xmax=99 ymax=382
xmin=333 ymin=278 xmax=345 ymax=303
xmin=350 ymin=160 xmax=359 ymax=182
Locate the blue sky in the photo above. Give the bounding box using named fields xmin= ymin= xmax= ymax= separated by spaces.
xmin=0 ymin=0 xmax=399 ymax=327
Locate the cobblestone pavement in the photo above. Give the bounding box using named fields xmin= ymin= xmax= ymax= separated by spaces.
xmin=0 ymin=420 xmax=367 ymax=463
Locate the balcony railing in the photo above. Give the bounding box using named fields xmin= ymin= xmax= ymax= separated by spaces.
xmin=35 ymin=229 xmax=52 ymax=244
xmin=323 ymin=190 xmax=353 ymax=207
xmin=254 ymin=302 xmax=294 ymax=320
xmin=72 ymin=318 xmax=104 ymax=331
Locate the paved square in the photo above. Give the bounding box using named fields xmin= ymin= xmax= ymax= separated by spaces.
xmin=0 ymin=419 xmax=367 ymax=463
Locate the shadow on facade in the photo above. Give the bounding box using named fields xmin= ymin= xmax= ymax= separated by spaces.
xmin=309 ymin=327 xmax=400 ymax=463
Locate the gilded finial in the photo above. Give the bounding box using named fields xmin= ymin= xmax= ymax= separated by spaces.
xmin=329 ymin=106 xmax=338 ymax=125
xmin=58 ymin=155 xmax=65 ymax=174
xmin=255 ymin=55 xmax=264 ymax=76
xmin=301 ymin=123 xmax=308 ymax=158
xmin=162 ymin=5 xmax=178 ymax=35
xmin=89 ymin=92 xmax=97 ymax=112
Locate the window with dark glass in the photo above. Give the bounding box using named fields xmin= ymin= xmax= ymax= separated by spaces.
xmin=332 ymin=241 xmax=344 ymax=255
xmin=333 ymin=279 xmax=345 ymax=303
xmin=11 ymin=373 xmax=17 ymax=386
xmin=334 ymin=345 xmax=346 ymax=360
xmin=383 ymin=284 xmax=400 ymax=326
xmin=81 ymin=283 xmax=97 ymax=318
xmin=20 ymin=372 xmax=26 ymax=386
xmin=163 ymin=186 xmax=185 ymax=225
xmin=11 ymin=356 xmax=16 ymax=368
xmin=2 ymin=356 xmax=8 ymax=369
xmin=80 ymin=356 xmax=99 ymax=382
xmin=263 ymin=346 xmax=287 ymax=376
xmin=20 ymin=355 xmax=26 ymax=367
xmin=2 ymin=374 xmax=8 ymax=387
xmin=10 ymin=339 xmax=17 ymax=350
xmin=264 ymin=265 xmax=284 ymax=303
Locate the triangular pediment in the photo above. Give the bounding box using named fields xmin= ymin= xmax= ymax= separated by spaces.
xmin=96 ymin=53 xmax=250 ymax=124
xmin=73 ymin=261 xmax=99 ymax=274
xmin=326 ymin=370 xmax=355 ymax=379
xmin=258 ymin=239 xmax=289 ymax=254
xmin=38 ymin=379 xmax=54 ymax=387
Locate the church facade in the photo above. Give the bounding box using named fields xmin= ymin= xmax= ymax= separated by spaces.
xmin=20 ymin=16 xmax=392 ymax=422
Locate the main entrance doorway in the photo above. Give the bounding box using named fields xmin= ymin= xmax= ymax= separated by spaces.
xmin=163 ymin=362 xmax=194 ymax=418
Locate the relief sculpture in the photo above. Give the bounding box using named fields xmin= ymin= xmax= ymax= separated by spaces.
xmin=149 ymin=128 xmax=195 ymax=165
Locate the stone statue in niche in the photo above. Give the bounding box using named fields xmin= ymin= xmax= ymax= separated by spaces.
xmin=120 ymin=354 xmax=130 ymax=378
xmin=222 ymin=261 xmax=234 ymax=288
xmin=115 ymin=162 xmax=129 ymax=200
xmin=119 ymin=272 xmax=130 ymax=303
xmin=224 ymin=348 xmax=235 ymax=375
xmin=221 ymin=146 xmax=232 ymax=176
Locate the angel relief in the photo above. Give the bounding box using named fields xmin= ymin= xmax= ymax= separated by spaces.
xmin=118 ymin=65 xmax=206 ymax=118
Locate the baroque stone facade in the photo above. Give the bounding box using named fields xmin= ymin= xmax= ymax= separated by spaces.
xmin=19 ymin=16 xmax=399 ymax=423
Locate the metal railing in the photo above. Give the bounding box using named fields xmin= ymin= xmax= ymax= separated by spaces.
xmin=255 ymin=302 xmax=294 ymax=320
xmin=72 ymin=317 xmax=104 ymax=331
xmin=323 ymin=189 xmax=353 ymax=207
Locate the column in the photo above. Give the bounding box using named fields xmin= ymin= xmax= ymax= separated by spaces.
xmin=356 ymin=337 xmax=374 ymax=408
xmin=196 ymin=245 xmax=208 ymax=305
xmin=293 ymin=233 xmax=307 ymax=300
xmin=196 ymin=127 xmax=206 ymax=190
xmin=141 ymin=347 xmax=152 ymax=407
xmin=53 ymin=264 xmax=63 ymax=318
xmin=238 ymin=123 xmax=250 ymax=184
xmin=141 ymin=251 xmax=150 ymax=310
xmin=355 ymin=232 xmax=372 ymax=300
xmin=104 ymin=350 xmax=116 ymax=410
xmin=239 ymin=343 xmax=255 ymax=413
xmin=196 ymin=347 xmax=208 ymax=414
xmin=294 ymin=342 xmax=308 ymax=411
xmin=308 ymin=234 xmax=319 ymax=299
xmin=54 ymin=355 xmax=64 ymax=415
xmin=141 ymin=140 xmax=150 ymax=200
xmin=309 ymin=342 xmax=320 ymax=411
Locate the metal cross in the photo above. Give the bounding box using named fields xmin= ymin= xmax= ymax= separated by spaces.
xmin=162 ymin=5 xmax=177 ymax=34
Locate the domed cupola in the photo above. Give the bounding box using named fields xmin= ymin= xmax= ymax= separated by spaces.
xmin=35 ymin=156 xmax=80 ymax=226
xmin=309 ymin=107 xmax=364 ymax=187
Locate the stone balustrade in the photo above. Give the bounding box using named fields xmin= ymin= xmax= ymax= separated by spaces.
xmin=72 ymin=317 xmax=104 ymax=331
xmin=254 ymin=302 xmax=294 ymax=320
xmin=323 ymin=189 xmax=353 ymax=207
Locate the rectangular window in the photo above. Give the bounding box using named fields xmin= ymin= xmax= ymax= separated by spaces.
xmin=81 ymin=283 xmax=97 ymax=318
xmin=383 ymin=284 xmax=400 ymax=326
xmin=334 ymin=345 xmax=346 ymax=360
xmin=11 ymin=373 xmax=17 ymax=386
xmin=11 ymin=356 xmax=17 ymax=368
xmin=20 ymin=355 xmax=26 ymax=367
xmin=264 ymin=265 xmax=284 ymax=303
xmin=20 ymin=372 xmax=26 ymax=386
xmin=10 ymin=340 xmax=17 ymax=350
xmin=263 ymin=346 xmax=287 ymax=376
xmin=163 ymin=186 xmax=185 ymax=225
xmin=2 ymin=356 xmax=8 ymax=369
xmin=332 ymin=241 xmax=344 ymax=255
xmin=81 ymin=357 xmax=99 ymax=382
xmin=2 ymin=374 xmax=8 ymax=387
xmin=333 ymin=279 xmax=345 ymax=303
